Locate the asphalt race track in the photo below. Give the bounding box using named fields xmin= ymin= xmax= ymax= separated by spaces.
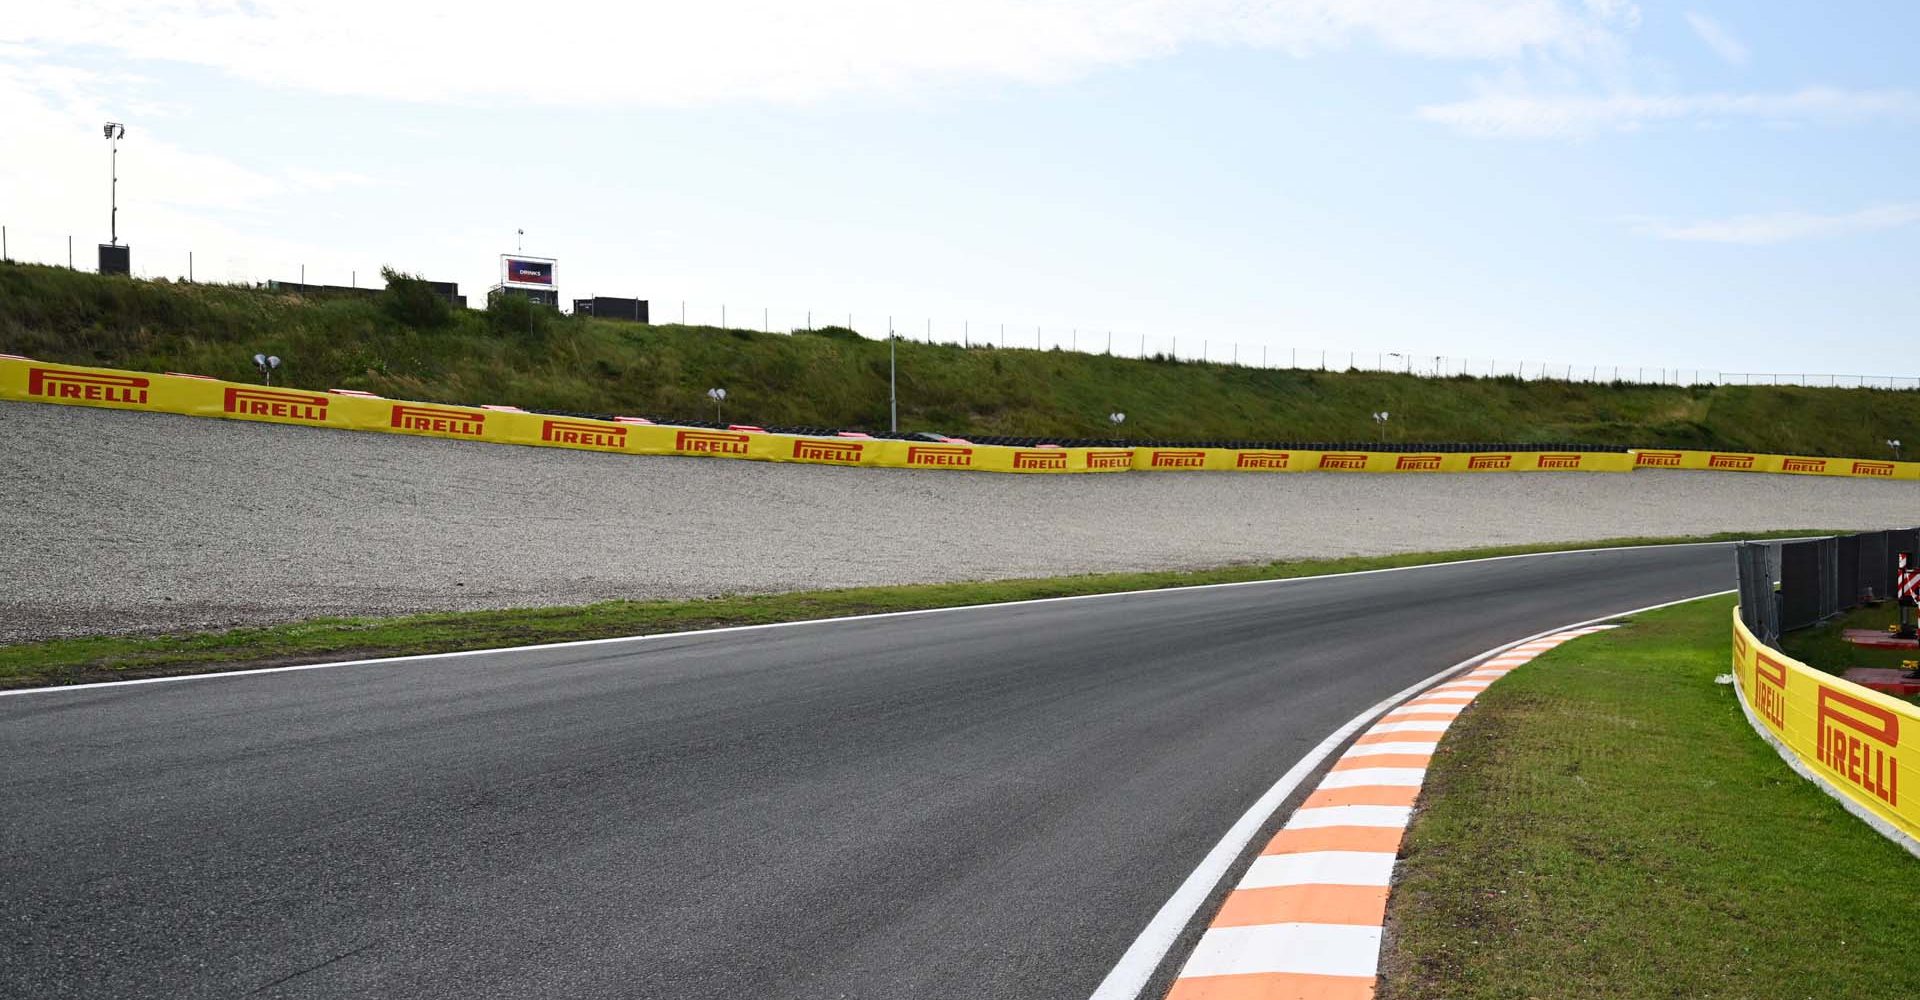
xmin=1 ymin=544 xmax=1735 ymax=999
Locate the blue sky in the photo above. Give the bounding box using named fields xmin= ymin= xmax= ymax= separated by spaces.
xmin=3 ymin=2 xmax=1916 ymax=377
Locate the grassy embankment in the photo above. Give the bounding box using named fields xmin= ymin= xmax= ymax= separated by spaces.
xmin=4 ymin=262 xmax=1919 ymax=452
xmin=0 ymin=532 xmax=1815 ymax=690
xmin=1378 ymin=594 xmax=1920 ymax=999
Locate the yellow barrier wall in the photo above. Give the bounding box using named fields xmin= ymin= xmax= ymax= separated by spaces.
xmin=0 ymin=357 xmax=1911 ymax=479
xmin=1731 ymin=610 xmax=1919 ymax=845
xmin=1631 ymin=448 xmax=1920 ymax=479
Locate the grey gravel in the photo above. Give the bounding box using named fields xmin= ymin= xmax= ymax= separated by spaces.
xmin=2 ymin=398 xmax=1912 ymax=643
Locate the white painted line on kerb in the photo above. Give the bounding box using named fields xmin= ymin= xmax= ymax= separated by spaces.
xmin=1239 ymin=852 xmax=1398 ymax=889
xmin=1368 ymin=720 xmax=1452 ymax=735
xmin=1284 ymin=805 xmax=1414 ymax=830
xmin=1340 ymin=742 xmax=1440 ymax=759
xmin=0 ymin=541 xmax=1738 ymax=698
xmin=1178 ymin=923 xmax=1384 ymax=979
xmin=1085 ymin=588 xmax=1733 ymax=1000
xmin=1319 ymin=767 xmax=1427 ymax=789
xmin=1386 ymin=702 xmax=1466 ymax=714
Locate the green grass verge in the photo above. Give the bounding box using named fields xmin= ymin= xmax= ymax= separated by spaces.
xmin=0 ymin=531 xmax=1816 ymax=690
xmin=1378 ymin=593 xmax=1920 ymax=1000
xmin=7 ymin=262 xmax=1920 ymax=453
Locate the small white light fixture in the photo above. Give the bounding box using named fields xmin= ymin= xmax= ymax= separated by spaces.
xmin=707 ymin=387 xmax=727 ymax=421
xmin=253 ymin=353 xmax=281 ymax=385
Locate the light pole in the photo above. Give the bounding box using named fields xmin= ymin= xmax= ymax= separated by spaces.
xmin=889 ymin=324 xmax=898 ymax=433
xmin=707 ymin=387 xmax=726 ymax=423
xmin=1109 ymin=411 xmax=1126 ymax=442
xmin=1373 ymin=410 xmax=1390 ymax=442
xmin=1890 ymin=439 xmax=1903 ymax=461
xmin=253 ymin=353 xmax=281 ymax=386
xmin=104 ymin=122 xmax=125 ymax=246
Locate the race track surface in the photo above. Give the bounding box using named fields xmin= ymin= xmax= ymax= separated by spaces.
xmin=3 ymin=399 xmax=1912 ymax=643
xmin=1 ymin=543 xmax=1733 ymax=999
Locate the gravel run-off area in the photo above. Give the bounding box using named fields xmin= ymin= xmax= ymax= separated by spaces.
xmin=4 ymin=399 xmax=1915 ymax=643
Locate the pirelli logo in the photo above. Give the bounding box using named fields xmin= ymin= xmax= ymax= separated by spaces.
xmin=1732 ymin=625 xmax=1750 ymax=666
xmin=1013 ymin=449 xmax=1070 ymax=470
xmin=1467 ymin=454 xmax=1512 ymax=470
xmin=1853 ymin=461 xmax=1896 ymax=478
xmin=1816 ymin=686 xmax=1899 ymax=806
xmin=792 ymin=439 xmax=864 ymax=463
xmin=1709 ymin=453 xmax=1756 ymax=470
xmin=1320 ymin=453 xmax=1369 ymax=470
xmin=1538 ymin=453 xmax=1583 ymax=469
xmin=542 ymin=419 xmax=627 ymax=449
xmin=1781 ymin=457 xmax=1827 ymax=474
xmin=391 ymin=404 xmax=484 ymax=436
xmin=1752 ymin=649 xmax=1788 ymax=730
xmin=224 ymin=387 xmax=328 ymax=422
xmin=675 ymin=430 xmax=750 ymax=455
xmin=907 ymin=445 xmax=972 ymax=467
xmin=27 ymin=367 xmax=149 ymax=404
xmin=1396 ymin=454 xmax=1443 ymax=471
xmin=1149 ymin=450 xmax=1207 ymax=469
xmin=1085 ymin=450 xmax=1133 ymax=470
xmin=1636 ymin=451 xmax=1683 ymax=468
xmin=1235 ymin=451 xmax=1290 ymax=470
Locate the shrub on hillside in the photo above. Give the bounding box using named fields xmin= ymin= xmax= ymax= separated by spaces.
xmin=379 ymin=267 xmax=452 ymax=329
xmin=485 ymin=288 xmax=551 ymax=340
xmin=796 ymin=325 xmax=864 ymax=341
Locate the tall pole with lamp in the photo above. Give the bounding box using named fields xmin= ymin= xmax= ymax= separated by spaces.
xmin=99 ymin=123 xmax=130 ymax=275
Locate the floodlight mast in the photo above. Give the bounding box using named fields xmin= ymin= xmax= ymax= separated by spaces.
xmin=103 ymin=122 xmax=126 ymax=246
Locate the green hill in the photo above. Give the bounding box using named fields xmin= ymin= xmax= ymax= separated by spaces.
xmin=2 ymin=261 xmax=1913 ymax=455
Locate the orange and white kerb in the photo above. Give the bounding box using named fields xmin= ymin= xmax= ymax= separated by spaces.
xmin=1165 ymin=627 xmax=1614 ymax=1000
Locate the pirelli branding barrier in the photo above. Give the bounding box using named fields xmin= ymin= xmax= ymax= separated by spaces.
xmin=7 ymin=357 xmax=1920 ymax=479
xmin=1731 ymin=610 xmax=1920 ymax=850
xmin=1629 ymin=448 xmax=1913 ymax=479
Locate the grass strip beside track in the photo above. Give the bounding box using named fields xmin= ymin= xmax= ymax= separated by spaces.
xmin=0 ymin=531 xmax=1819 ymax=690
xmin=1376 ymin=593 xmax=1920 ymax=1000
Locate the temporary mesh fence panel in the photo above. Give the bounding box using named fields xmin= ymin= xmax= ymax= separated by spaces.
xmin=1759 ymin=528 xmax=1920 ymax=642
xmin=1817 ymin=536 xmax=1841 ymax=623
xmin=1837 ymin=533 xmax=1861 ymax=607
xmin=1734 ymin=542 xmax=1780 ymax=646
xmin=1858 ymin=531 xmax=1890 ymax=602
xmin=1778 ymin=540 xmax=1823 ymax=633
xmin=1887 ymin=529 xmax=1919 ymax=598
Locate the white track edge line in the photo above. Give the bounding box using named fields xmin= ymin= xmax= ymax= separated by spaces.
xmin=1 ymin=542 xmax=1742 ymax=698
xmin=1084 ymin=587 xmax=1733 ymax=1000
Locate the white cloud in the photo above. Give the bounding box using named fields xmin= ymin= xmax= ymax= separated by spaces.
xmin=4 ymin=1 xmax=1640 ymax=108
xmin=0 ymin=56 xmax=377 ymax=278
xmin=0 ymin=61 xmax=281 ymax=214
xmin=1639 ymin=203 xmax=1920 ymax=245
xmin=1684 ymin=11 xmax=1748 ymax=66
xmin=1420 ymin=86 xmax=1920 ymax=138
